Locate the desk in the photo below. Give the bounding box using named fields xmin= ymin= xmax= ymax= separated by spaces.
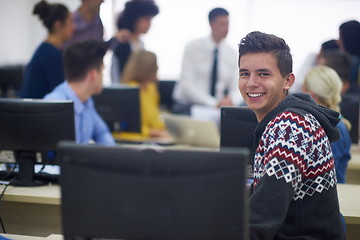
xmin=0 ymin=234 xmax=62 ymax=240
xmin=1 ymin=175 xmax=359 ymax=239
xmin=337 ymin=184 xmax=360 ymax=240
xmin=0 ymin=184 xmax=61 ymax=237
xmin=347 ymin=149 xmax=360 ymax=184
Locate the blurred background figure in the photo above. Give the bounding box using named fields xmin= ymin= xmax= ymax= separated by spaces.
xmin=317 ymin=48 xmax=357 ymax=95
xmin=111 ymin=0 xmax=159 ymax=83
xmin=21 ymin=0 xmax=74 ymax=98
xmin=302 ymin=65 xmax=352 ymax=183
xmin=62 ymin=0 xmax=104 ymax=50
xmin=120 ymin=50 xmax=169 ymax=139
xmin=62 ymin=0 xmax=129 ymax=51
xmin=338 ymin=20 xmax=360 ymax=89
xmin=172 ymin=7 xmax=242 ymax=116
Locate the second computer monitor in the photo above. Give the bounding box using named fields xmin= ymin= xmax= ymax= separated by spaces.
xmin=220 ymin=106 xmax=258 ymax=150
xmin=93 ymin=86 xmax=141 ymax=133
xmin=59 ymin=142 xmax=250 ymax=240
xmin=0 ymin=98 xmax=75 ymax=186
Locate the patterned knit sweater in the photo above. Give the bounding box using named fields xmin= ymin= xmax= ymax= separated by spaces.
xmin=249 ymin=93 xmax=345 ymax=240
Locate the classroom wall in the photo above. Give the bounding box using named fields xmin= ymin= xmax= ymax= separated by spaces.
xmin=1 ymin=0 xmax=360 ymax=84
xmin=0 ymin=0 xmax=78 ymax=66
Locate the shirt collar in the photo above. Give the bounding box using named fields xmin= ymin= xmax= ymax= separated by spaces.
xmin=63 ymin=81 xmax=92 ymax=114
xmin=207 ymin=35 xmax=225 ymax=49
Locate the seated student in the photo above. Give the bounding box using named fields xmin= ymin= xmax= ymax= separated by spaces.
xmin=44 ymin=40 xmax=115 ymax=146
xmin=238 ymin=31 xmax=345 ymax=239
xmin=302 ymin=65 xmax=352 ymax=183
xmin=21 ymin=0 xmax=74 ymax=98
xmin=119 ymin=50 xmax=169 ymax=139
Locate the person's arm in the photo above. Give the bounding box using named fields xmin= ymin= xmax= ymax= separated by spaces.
xmin=176 ymin=43 xmax=218 ymax=107
xmin=105 ymin=29 xmax=131 ymax=50
xmin=249 ymin=111 xmax=307 ymax=239
xmin=331 ymin=122 xmax=352 ymax=183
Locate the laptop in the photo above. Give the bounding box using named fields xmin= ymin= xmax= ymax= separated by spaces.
xmin=163 ymin=113 xmax=220 ymax=148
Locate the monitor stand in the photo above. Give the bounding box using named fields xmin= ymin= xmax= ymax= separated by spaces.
xmin=10 ymin=150 xmax=47 ymax=186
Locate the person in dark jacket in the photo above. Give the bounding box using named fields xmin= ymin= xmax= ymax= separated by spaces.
xmin=21 ymin=0 xmax=74 ymax=98
xmin=238 ymin=31 xmax=345 ymax=239
xmin=110 ymin=0 xmax=159 ymax=83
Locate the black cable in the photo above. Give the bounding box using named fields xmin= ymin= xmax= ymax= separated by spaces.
xmin=0 ymin=161 xmax=18 ymax=233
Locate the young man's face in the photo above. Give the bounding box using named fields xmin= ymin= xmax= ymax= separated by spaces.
xmin=238 ymin=52 xmax=294 ymax=121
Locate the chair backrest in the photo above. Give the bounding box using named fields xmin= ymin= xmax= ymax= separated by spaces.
xmin=220 ymin=106 xmax=258 ymax=150
xmin=158 ymin=80 xmax=176 ymax=111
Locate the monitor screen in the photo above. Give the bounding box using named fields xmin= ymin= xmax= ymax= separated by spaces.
xmin=158 ymin=80 xmax=176 ymax=111
xmin=220 ymin=106 xmax=258 ymax=150
xmin=59 ymin=142 xmax=250 ymax=240
xmin=93 ymin=85 xmax=141 ymax=133
xmin=340 ymin=94 xmax=360 ymax=144
xmin=0 ymin=98 xmax=75 ymax=186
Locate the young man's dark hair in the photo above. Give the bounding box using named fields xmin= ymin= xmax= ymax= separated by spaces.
xmin=64 ymin=39 xmax=107 ymax=81
xmin=208 ymin=7 xmax=228 ymax=23
xmin=116 ymin=0 xmax=159 ymax=33
xmin=238 ymin=31 xmax=292 ymax=77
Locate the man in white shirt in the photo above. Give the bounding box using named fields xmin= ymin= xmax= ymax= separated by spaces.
xmin=172 ymin=8 xmax=242 ymax=114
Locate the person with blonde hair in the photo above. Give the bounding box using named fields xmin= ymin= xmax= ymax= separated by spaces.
xmin=302 ymin=65 xmax=351 ymax=183
xmin=120 ymin=49 xmax=169 ymax=139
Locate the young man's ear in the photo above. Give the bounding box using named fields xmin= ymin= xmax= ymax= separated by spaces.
xmin=89 ymin=68 xmax=98 ymax=79
xmin=284 ymin=73 xmax=295 ymax=91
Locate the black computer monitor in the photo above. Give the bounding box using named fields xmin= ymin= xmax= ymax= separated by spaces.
xmin=220 ymin=106 xmax=258 ymax=150
xmin=0 ymin=98 xmax=75 ymax=186
xmin=340 ymin=94 xmax=360 ymax=144
xmin=93 ymin=85 xmax=141 ymax=133
xmin=58 ymin=141 xmax=250 ymax=240
xmin=158 ymin=80 xmax=176 ymax=111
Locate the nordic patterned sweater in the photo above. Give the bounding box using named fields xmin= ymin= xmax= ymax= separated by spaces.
xmin=249 ymin=93 xmax=345 ymax=240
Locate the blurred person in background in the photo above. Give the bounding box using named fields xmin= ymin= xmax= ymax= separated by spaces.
xmin=302 ymin=65 xmax=352 ymax=183
xmin=119 ymin=49 xmax=169 ymax=140
xmin=21 ymin=0 xmax=74 ymax=98
xmin=111 ymin=0 xmax=159 ymax=83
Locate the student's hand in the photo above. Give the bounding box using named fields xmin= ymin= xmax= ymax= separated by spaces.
xmin=150 ymin=129 xmax=170 ymax=138
xmin=217 ymin=96 xmax=233 ymax=107
xmin=114 ymin=29 xmax=131 ymax=43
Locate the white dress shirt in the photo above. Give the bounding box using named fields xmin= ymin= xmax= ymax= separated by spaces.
xmin=173 ymin=35 xmax=243 ymax=107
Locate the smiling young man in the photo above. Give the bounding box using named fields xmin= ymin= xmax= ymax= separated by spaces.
xmin=238 ymin=31 xmax=345 ymax=239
